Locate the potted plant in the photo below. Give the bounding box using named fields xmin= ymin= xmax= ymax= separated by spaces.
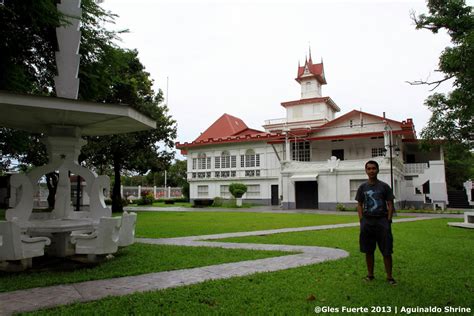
xmin=229 ymin=183 xmax=247 ymax=207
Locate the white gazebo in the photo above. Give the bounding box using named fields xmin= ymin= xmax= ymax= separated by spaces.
xmin=0 ymin=0 xmax=155 ymax=269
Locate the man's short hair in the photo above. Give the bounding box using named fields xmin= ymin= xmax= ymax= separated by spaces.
xmin=365 ymin=160 xmax=379 ymax=170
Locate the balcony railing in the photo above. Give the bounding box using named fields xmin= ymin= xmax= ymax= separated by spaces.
xmin=264 ymin=118 xmax=287 ymax=125
xmin=404 ymin=163 xmax=428 ymax=174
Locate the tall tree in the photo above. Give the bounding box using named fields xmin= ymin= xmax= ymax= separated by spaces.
xmin=0 ymin=1 xmax=177 ymax=210
xmin=411 ymin=0 xmax=473 ymax=146
xmin=0 ymin=0 xmax=118 ymax=172
xmin=80 ymin=47 xmax=176 ymax=212
xmin=411 ymin=0 xmax=474 ymax=188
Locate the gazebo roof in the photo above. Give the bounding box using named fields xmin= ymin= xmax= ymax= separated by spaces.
xmin=0 ymin=91 xmax=156 ymax=136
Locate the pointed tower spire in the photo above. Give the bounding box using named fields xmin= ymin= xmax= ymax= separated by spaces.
xmin=308 ymin=45 xmax=313 ymax=64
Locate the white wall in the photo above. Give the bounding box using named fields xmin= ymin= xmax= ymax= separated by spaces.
xmin=286 ymin=102 xmax=335 ymax=123
xmin=187 ymin=142 xmax=281 ymax=200
xmin=315 ymin=114 xmax=392 ymax=137
xmin=301 ymin=78 xmax=322 ymax=99
xmin=311 ymin=138 xmax=386 ymax=161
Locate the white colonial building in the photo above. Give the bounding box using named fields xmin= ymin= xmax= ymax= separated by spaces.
xmin=176 ymin=55 xmax=448 ymax=210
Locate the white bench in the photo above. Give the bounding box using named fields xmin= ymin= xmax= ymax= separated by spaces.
xmin=70 ymin=217 xmax=120 ymax=261
xmin=0 ymin=219 xmax=51 ymax=270
xmin=118 ymin=211 xmax=137 ymax=247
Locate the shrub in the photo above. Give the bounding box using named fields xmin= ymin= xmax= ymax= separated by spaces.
xmin=182 ymin=182 xmax=190 ymax=200
xmin=229 ymin=183 xmax=247 ymax=198
xmin=137 ymin=192 xmax=154 ymax=205
xmin=105 ymin=198 xmax=129 ymax=206
xmin=212 ymin=197 xmax=223 ymax=207
xmin=121 ymin=198 xmax=130 ymax=207
xmin=336 ymin=203 xmax=346 ymax=211
xmin=164 ymin=199 xmax=175 ymax=204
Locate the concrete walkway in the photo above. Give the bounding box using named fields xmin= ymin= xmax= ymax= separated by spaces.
xmin=0 ymin=217 xmax=432 ymax=315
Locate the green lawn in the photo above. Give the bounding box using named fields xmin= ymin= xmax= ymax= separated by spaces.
xmin=135 ymin=211 xmax=360 ymax=238
xmin=127 ymin=202 xmax=193 ymax=208
xmin=26 ymin=218 xmax=474 ymax=315
xmin=0 ymin=243 xmax=289 ymax=293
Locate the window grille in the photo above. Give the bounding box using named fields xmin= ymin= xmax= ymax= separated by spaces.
xmin=372 ymin=148 xmax=385 ymax=157
xmin=291 ymin=141 xmax=310 ymax=161
xmin=246 ymin=185 xmax=260 ymax=197
xmin=197 ymin=185 xmax=208 ymax=197
xmin=350 ymin=180 xmax=365 ymax=200
xmin=220 ymin=185 xmax=231 ymax=198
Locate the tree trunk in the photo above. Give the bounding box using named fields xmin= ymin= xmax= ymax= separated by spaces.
xmin=46 ymin=172 xmax=58 ymax=209
xmin=112 ymin=158 xmax=123 ymax=213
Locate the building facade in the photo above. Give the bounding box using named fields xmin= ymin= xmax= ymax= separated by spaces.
xmin=177 ymin=55 xmax=448 ymax=210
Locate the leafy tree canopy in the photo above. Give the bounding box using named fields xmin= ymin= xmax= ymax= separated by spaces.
xmin=0 ymin=1 xmax=177 ymax=211
xmin=411 ymin=0 xmax=474 ymax=188
xmin=411 ymin=0 xmax=473 ymax=148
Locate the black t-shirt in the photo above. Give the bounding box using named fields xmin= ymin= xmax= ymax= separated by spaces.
xmin=355 ymin=180 xmax=394 ymax=216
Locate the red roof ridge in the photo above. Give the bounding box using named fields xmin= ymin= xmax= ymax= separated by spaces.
xmin=319 ymin=109 xmax=408 ymax=129
xmin=194 ymin=113 xmax=248 ymax=142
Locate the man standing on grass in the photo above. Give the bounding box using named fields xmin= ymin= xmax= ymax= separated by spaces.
xmin=356 ymin=160 xmax=396 ymax=285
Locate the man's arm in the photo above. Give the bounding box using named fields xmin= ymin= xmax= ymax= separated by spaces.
xmin=386 ymin=183 xmax=395 ymax=222
xmin=387 ymin=200 xmax=394 ymax=221
xmin=357 ymin=201 xmax=363 ymax=220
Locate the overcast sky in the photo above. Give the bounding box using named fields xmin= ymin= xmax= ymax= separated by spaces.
xmin=101 ymin=0 xmax=456 ymax=158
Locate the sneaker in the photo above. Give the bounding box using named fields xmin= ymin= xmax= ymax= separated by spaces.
xmin=387 ymin=278 xmax=397 ymax=285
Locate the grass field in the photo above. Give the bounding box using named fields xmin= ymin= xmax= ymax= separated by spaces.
xmin=21 ymin=217 xmax=474 ymax=315
xmin=135 ymin=211 xmax=360 ymax=238
xmin=2 ymin=212 xmax=359 ymax=292
xmin=0 ymin=244 xmax=290 ymax=293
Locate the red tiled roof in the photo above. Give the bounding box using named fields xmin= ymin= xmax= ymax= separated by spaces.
xmin=296 ymin=59 xmax=326 ymax=84
xmin=319 ymin=110 xmax=406 ymax=129
xmin=176 ymin=132 xmax=284 ymax=150
xmin=176 ymin=114 xmax=279 ymax=151
xmin=194 ymin=113 xmax=248 ymax=142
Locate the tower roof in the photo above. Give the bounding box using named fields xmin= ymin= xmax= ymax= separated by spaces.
xmin=296 ymin=55 xmax=326 ymax=84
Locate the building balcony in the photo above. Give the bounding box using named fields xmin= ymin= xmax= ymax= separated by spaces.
xmin=262 ymin=117 xmax=329 ymax=132
xmin=281 ymin=156 xmax=405 ymax=174
xmin=404 ymin=163 xmax=428 ymax=175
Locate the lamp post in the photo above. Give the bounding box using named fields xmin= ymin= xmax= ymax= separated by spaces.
xmin=383 ymin=125 xmax=401 ymax=190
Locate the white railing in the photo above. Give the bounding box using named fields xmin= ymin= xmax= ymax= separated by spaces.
xmin=264 ymin=118 xmax=287 ymax=125
xmin=404 ymin=163 xmax=428 ymax=174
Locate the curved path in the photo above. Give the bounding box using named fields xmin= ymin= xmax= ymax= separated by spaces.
xmin=0 ymin=217 xmax=431 ymax=315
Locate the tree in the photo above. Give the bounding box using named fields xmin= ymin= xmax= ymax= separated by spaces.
xmin=151 ymin=160 xmax=187 ymax=187
xmin=80 ymin=47 xmax=176 ymax=212
xmin=410 ymin=0 xmax=473 ymax=145
xmin=411 ymin=0 xmax=474 ymax=188
xmin=0 ymin=0 xmax=118 ymax=171
xmin=0 ymin=1 xmax=177 ymax=211
xmin=229 ymin=183 xmax=248 ymax=198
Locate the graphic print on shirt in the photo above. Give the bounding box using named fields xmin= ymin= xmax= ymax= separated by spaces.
xmin=365 ymin=190 xmax=380 ymax=213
